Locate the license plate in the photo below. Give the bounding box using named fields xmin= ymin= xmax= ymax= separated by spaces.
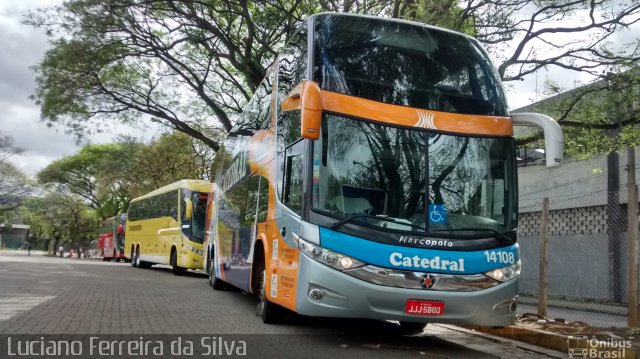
xmin=405 ymin=299 xmax=444 ymax=316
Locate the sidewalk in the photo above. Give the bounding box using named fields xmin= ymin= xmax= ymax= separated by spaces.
xmin=469 ymin=299 xmax=638 ymax=358
xmin=519 ymin=303 xmax=626 ymax=328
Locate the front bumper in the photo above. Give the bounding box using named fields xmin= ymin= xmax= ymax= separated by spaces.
xmin=295 ymin=253 xmax=518 ymax=326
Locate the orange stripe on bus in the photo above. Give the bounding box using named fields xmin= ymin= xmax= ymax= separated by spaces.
xmin=320 ymin=91 xmax=513 ymax=136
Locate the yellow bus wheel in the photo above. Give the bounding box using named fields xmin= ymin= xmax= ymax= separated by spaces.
xmin=171 ymin=249 xmax=184 ymax=276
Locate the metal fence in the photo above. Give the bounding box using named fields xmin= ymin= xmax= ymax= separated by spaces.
xmin=516 ymin=189 xmax=633 ymax=328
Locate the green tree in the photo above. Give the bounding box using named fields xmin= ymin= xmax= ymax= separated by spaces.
xmin=518 ymin=68 xmax=640 ymax=159
xmin=27 ymin=0 xmax=640 ymax=156
xmin=29 ymin=193 xmax=98 ymax=256
xmin=126 ymin=131 xmax=215 ymax=197
xmin=0 ymin=162 xmax=31 ymax=216
xmin=37 ymin=143 xmax=139 ymax=219
xmin=0 ymin=132 xmax=30 ymax=216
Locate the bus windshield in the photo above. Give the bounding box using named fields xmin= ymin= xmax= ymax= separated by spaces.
xmin=311 ymin=114 xmax=517 ymax=236
xmin=313 ymin=14 xmax=507 ymax=116
xmin=182 ymin=190 xmax=208 ymax=244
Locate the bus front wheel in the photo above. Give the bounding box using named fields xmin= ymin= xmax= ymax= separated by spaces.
xmin=256 ymin=267 xmax=283 ymax=324
xmin=171 ymin=249 xmax=184 ymax=276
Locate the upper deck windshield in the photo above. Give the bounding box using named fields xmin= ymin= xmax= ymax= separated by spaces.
xmin=313 ymin=14 xmax=508 ymax=116
xmin=312 ymin=114 xmax=517 ymax=236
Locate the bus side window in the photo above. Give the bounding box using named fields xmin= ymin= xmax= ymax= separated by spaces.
xmin=283 ymin=140 xmax=305 ymax=214
xmin=277 ymin=27 xmax=307 ymax=201
xmin=257 ymin=175 xmax=269 ymax=222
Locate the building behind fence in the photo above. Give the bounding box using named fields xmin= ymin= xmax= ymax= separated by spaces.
xmin=516 ymin=149 xmax=640 ymax=328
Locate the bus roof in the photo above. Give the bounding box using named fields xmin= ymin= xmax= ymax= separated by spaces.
xmin=130 ymin=179 xmax=212 ymax=203
xmin=308 ymin=12 xmax=477 ymax=42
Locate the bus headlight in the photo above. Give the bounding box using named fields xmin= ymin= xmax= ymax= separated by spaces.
xmin=485 ymin=260 xmax=521 ymax=282
xmin=185 ymin=244 xmax=203 ymax=256
xmin=298 ymin=237 xmax=364 ymax=271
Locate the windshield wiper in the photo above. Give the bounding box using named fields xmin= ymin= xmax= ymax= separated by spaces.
xmin=331 ymin=214 xmax=426 ymax=231
xmin=432 ymin=228 xmax=515 ymax=245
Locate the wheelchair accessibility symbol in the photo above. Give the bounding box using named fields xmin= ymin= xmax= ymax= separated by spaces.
xmin=429 ymin=204 xmax=446 ymax=224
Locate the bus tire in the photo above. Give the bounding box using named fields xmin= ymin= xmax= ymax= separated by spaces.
xmin=209 ymin=257 xmax=225 ymax=290
xmin=256 ymin=265 xmax=283 ymax=324
xmin=130 ymin=246 xmax=137 ymax=267
xmin=171 ymin=249 xmax=184 ymax=276
xmin=397 ymin=322 xmax=427 ymax=335
xmin=136 ymin=247 xmax=150 ymax=269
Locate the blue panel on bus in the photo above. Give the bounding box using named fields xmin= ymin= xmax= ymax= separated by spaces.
xmin=319 ymin=227 xmax=519 ymax=275
xmin=428 ymin=204 xmax=446 ymax=224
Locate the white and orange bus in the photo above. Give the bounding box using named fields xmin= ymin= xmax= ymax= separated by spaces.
xmin=205 ymin=13 xmax=563 ymax=332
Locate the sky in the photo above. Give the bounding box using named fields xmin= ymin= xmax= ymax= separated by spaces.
xmin=0 ymin=0 xmax=163 ymax=176
xmin=0 ymin=0 xmax=638 ymax=177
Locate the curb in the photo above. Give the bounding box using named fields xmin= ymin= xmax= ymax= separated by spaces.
xmin=435 ymin=324 xmax=566 ymax=358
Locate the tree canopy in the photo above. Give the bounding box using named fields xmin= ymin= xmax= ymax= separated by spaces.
xmin=0 ymin=131 xmax=30 ymax=216
xmin=37 ymin=142 xmax=139 ymax=219
xmin=36 ymin=131 xmax=214 ymax=219
xmin=29 ymin=193 xmax=99 ymax=255
xmin=27 ymin=0 xmax=640 ymax=157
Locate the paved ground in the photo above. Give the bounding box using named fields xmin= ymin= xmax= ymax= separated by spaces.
xmin=519 ymin=303 xmax=626 ymax=328
xmin=0 ymin=252 xmax=564 ymax=358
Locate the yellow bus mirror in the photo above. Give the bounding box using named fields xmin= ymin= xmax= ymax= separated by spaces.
xmin=300 ymin=81 xmax=322 ymax=140
xmin=184 ymin=198 xmax=193 ymax=219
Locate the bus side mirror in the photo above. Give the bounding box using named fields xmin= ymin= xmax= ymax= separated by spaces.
xmin=184 ymin=198 xmax=193 ymax=219
xmin=281 ymin=80 xmax=323 ymax=140
xmin=511 ymin=112 xmax=564 ymax=168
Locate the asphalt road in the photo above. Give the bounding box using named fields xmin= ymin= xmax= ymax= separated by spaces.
xmin=0 ymin=252 xmax=562 ymax=358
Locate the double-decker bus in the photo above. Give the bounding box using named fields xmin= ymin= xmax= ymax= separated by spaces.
xmin=206 ymin=13 xmax=563 ymax=331
xmin=126 ymin=180 xmax=211 ymax=275
xmin=97 ymin=216 xmax=127 ymax=261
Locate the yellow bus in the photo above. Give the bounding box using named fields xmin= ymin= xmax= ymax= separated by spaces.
xmin=126 ymin=179 xmax=211 ymax=275
xmin=206 ymin=13 xmax=563 ymax=331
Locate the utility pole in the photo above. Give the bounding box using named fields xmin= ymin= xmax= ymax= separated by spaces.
xmin=627 ymin=147 xmax=639 ymax=326
xmin=538 ymin=197 xmax=549 ymax=317
xmin=608 ymin=152 xmax=623 ymax=302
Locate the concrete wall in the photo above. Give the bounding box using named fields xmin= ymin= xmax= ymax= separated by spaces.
xmin=516 ymin=150 xmax=638 ymax=303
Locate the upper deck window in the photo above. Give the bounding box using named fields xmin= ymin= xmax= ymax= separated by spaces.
xmin=313 ymin=15 xmax=508 ymax=116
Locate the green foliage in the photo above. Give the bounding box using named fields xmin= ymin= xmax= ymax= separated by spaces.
xmin=126 ymin=131 xmax=215 ymax=198
xmin=26 ymin=0 xmax=640 ymax=162
xmin=521 ymin=68 xmax=640 ymax=159
xmin=397 ymin=0 xmax=475 ymax=35
xmin=37 ymin=143 xmax=140 ymax=219
xmin=0 ymin=132 xmax=31 ymax=217
xmin=0 ymin=162 xmax=31 ymax=216
xmin=29 ymin=193 xmax=99 ymax=253
xmin=35 ymin=131 xmax=214 ymax=218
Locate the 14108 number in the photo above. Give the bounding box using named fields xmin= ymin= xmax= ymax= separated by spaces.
xmin=483 ymin=250 xmax=515 ymax=264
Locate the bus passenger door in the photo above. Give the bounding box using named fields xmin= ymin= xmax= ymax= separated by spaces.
xmin=277 ymin=139 xmax=305 ymax=242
